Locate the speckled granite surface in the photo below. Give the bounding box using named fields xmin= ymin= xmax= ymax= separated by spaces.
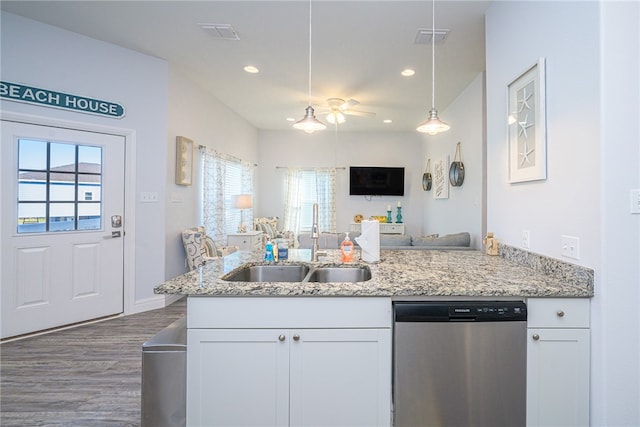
xmin=155 ymin=246 xmax=594 ymax=298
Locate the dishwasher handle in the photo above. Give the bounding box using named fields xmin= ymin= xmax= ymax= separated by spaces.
xmin=394 ymin=301 xmax=527 ymax=322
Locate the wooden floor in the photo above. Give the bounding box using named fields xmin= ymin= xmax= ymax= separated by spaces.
xmin=1 ymin=298 xmax=186 ymax=427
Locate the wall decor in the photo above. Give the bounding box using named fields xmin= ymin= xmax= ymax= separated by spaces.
xmin=175 ymin=136 xmax=194 ymax=186
xmin=449 ymin=142 xmax=465 ymax=187
xmin=433 ymin=155 xmax=449 ymax=199
xmin=422 ymin=159 xmax=432 ymax=191
xmin=507 ymin=58 xmax=547 ymax=183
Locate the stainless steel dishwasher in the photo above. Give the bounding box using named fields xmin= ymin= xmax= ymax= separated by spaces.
xmin=393 ymin=301 xmax=527 ymax=427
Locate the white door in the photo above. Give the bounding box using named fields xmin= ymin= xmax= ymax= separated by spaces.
xmin=1 ymin=120 xmax=125 ymax=339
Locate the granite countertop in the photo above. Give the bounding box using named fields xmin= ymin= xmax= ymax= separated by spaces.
xmin=154 ymin=247 xmax=594 ymax=298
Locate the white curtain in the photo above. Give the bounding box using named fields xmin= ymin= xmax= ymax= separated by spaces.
xmin=283 ymin=168 xmax=336 ymax=235
xmin=201 ymin=147 xmax=254 ymax=244
xmin=283 ymin=169 xmax=304 ymax=234
xmin=316 ymin=168 xmax=336 ymax=232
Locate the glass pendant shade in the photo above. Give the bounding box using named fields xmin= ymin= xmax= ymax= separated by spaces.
xmin=326 ymin=111 xmax=346 ymax=124
xmin=416 ymin=108 xmax=450 ymax=135
xmin=293 ymin=105 xmax=326 ymax=133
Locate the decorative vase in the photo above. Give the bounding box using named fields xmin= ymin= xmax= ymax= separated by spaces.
xmin=396 ymin=207 xmax=403 ymax=224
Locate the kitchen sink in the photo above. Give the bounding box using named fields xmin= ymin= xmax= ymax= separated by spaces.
xmin=222 ymin=264 xmax=310 ymax=282
xmin=306 ymin=266 xmax=372 ymax=283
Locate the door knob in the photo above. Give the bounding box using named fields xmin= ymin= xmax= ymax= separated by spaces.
xmin=532 ymin=333 xmax=540 ymax=341
xmin=293 ymin=334 xmax=300 ymax=341
xmin=278 ymin=334 xmax=286 ymax=342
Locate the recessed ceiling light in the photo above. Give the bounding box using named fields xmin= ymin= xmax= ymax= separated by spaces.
xmin=286 ymin=117 xmax=296 ymax=122
xmin=383 ymin=119 xmax=393 ymax=124
xmin=244 ymin=65 xmax=259 ymax=74
xmin=401 ymin=69 xmax=415 ymax=77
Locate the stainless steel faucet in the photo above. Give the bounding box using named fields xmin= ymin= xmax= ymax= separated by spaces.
xmin=311 ymin=203 xmax=326 ymax=262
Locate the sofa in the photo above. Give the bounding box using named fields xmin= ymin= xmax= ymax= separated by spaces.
xmin=298 ymin=232 xmax=472 ymax=250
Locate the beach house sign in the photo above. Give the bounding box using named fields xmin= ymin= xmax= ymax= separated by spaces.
xmin=0 ymin=81 xmax=125 ymax=119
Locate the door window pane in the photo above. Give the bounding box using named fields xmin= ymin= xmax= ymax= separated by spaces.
xmin=50 ymin=142 xmax=76 ymax=169
xmin=78 ymin=145 xmax=102 ymax=172
xmin=17 ymin=139 xmax=103 ymax=233
xmin=18 ymin=139 xmax=47 ymax=170
xmin=78 ymin=203 xmax=101 ymax=230
xmin=18 ymin=203 xmax=46 ymax=233
xmin=18 ymin=171 xmax=46 ymax=201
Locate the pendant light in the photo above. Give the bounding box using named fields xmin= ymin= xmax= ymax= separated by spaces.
xmin=293 ymin=0 xmax=326 ymax=133
xmin=416 ymin=0 xmax=450 ymax=135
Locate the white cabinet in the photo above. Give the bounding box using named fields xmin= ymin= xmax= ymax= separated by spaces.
xmin=227 ymin=230 xmax=263 ymax=251
xmin=349 ymin=223 xmax=405 ymax=235
xmin=526 ymin=298 xmax=590 ymax=427
xmin=187 ymin=297 xmax=392 ymax=427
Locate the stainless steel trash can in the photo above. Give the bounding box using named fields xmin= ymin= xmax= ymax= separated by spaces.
xmin=141 ymin=316 xmax=186 ymax=427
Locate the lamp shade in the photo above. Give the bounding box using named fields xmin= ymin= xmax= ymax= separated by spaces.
xmin=293 ymin=106 xmax=326 ymax=133
xmin=416 ymin=108 xmax=450 ymax=135
xmin=233 ymin=194 xmax=253 ymax=209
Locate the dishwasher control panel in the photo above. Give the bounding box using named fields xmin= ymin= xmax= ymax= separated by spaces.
xmin=394 ymin=301 xmax=527 ymax=322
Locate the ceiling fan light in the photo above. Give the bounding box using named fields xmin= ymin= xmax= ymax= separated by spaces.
xmin=416 ymin=108 xmax=450 ymax=135
xmin=293 ymin=105 xmax=327 ymax=132
xmin=327 ymin=111 xmax=346 ymax=124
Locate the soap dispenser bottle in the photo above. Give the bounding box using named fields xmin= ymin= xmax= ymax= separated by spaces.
xmin=340 ymin=232 xmax=354 ymax=263
xmin=264 ymin=240 xmax=274 ymax=261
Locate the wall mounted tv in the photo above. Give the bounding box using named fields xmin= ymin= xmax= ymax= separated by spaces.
xmin=349 ymin=166 xmax=405 ymax=196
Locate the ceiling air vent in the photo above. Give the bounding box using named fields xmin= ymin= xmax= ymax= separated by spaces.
xmin=199 ymin=23 xmax=240 ymax=40
xmin=414 ymin=28 xmax=450 ymax=44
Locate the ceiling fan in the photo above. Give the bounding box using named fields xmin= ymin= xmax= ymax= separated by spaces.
xmin=320 ymin=98 xmax=376 ymax=124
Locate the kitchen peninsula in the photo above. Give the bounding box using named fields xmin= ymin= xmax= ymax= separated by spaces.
xmin=155 ymin=248 xmax=593 ymax=426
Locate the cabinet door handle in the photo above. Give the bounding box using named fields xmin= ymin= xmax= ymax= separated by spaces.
xmin=293 ymin=334 xmax=300 ymax=341
xmin=557 ymin=310 xmax=565 ymax=317
xmin=532 ymin=333 xmax=540 ymax=341
xmin=278 ymin=334 xmax=286 ymax=342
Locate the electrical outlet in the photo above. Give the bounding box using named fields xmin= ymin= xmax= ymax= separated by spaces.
xmin=521 ymin=230 xmax=530 ymax=249
xmin=561 ymin=235 xmax=580 ymax=259
xmin=631 ymin=189 xmax=640 ymax=214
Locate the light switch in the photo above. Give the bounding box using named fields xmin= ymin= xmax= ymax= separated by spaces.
xmin=140 ymin=192 xmax=158 ymax=203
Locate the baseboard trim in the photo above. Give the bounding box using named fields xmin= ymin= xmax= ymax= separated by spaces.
xmin=130 ymin=294 xmax=171 ymax=314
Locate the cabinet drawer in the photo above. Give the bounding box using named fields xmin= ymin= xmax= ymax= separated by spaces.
xmin=188 ymin=296 xmax=392 ymax=329
xmin=380 ymin=224 xmax=404 ymax=234
xmin=527 ymin=298 xmax=590 ymax=328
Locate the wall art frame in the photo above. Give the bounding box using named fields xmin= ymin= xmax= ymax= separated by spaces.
xmin=433 ymin=155 xmax=449 ymax=199
xmin=175 ymin=136 xmax=194 ymax=186
xmin=507 ymin=58 xmax=547 ymax=183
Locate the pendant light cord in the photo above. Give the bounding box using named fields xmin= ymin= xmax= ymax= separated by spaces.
xmin=307 ymin=0 xmax=313 ymax=106
xmin=431 ymin=0 xmax=435 ymax=109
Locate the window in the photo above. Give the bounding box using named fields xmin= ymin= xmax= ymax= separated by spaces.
xmin=201 ymin=148 xmax=254 ymax=244
xmin=283 ymin=168 xmax=336 ymax=235
xmin=17 ymin=139 xmax=102 ymax=233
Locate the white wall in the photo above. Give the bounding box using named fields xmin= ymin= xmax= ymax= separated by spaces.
xmin=486 ymin=1 xmax=640 ymax=426
xmin=256 ymin=130 xmax=424 ymax=237
xmin=486 ymin=1 xmax=600 ymax=265
xmin=0 ymin=12 xmax=168 ymax=307
xmin=421 ymin=72 xmax=485 ymax=248
xmin=595 ymin=2 xmax=640 ymax=425
xmin=165 ymin=67 xmax=259 ymax=279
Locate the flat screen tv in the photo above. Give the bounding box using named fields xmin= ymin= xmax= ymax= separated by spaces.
xmin=349 ymin=166 xmax=405 ymax=196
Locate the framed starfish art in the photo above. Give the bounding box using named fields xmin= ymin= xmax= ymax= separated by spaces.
xmin=507 ymin=58 xmax=547 ymax=183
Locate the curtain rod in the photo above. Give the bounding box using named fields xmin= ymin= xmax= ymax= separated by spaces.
xmin=275 ymin=166 xmax=346 ymax=170
xmin=198 ymin=145 xmax=257 ymax=166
